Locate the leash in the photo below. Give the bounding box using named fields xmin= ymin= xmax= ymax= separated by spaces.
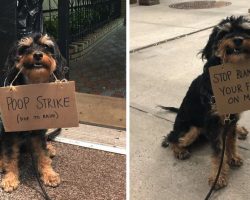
xmin=29 ymin=127 xmax=61 ymax=200
xmin=30 ymin=151 xmax=52 ymax=200
xmin=46 ymin=128 xmax=62 ymax=141
xmin=204 ymin=114 xmax=234 ymax=200
xmin=29 ymin=138 xmax=52 ymax=200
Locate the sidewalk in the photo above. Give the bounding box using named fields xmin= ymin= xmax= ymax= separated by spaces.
xmin=0 ymin=142 xmax=125 ymax=200
xmin=130 ymin=0 xmax=249 ymax=50
xmin=130 ymin=2 xmax=250 ymax=200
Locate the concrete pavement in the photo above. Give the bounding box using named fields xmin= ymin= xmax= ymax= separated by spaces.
xmin=130 ymin=2 xmax=250 ymax=200
xmin=130 ymin=0 xmax=249 ymax=50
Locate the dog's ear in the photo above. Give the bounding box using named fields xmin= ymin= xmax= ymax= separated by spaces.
xmin=4 ymin=41 xmax=19 ymax=71
xmin=2 ymin=41 xmax=21 ymax=86
xmin=200 ymin=26 xmax=220 ymax=61
xmin=53 ymin=42 xmax=69 ymax=80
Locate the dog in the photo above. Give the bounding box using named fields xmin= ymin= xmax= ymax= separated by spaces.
xmin=162 ymin=16 xmax=250 ymax=189
xmin=0 ymin=33 xmax=67 ymax=192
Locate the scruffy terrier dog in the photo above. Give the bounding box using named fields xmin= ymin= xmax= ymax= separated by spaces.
xmin=162 ymin=16 xmax=250 ymax=189
xmin=0 ymin=33 xmax=67 ymax=192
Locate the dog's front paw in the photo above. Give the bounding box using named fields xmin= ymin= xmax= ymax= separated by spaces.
xmin=41 ymin=171 xmax=60 ymax=187
xmin=237 ymin=126 xmax=248 ymax=140
xmin=1 ymin=173 xmax=20 ymax=192
xmin=208 ymin=175 xmax=228 ymax=190
xmin=229 ymin=155 xmax=243 ymax=167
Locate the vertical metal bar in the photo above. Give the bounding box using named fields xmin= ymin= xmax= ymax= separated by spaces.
xmin=77 ymin=0 xmax=80 ymax=39
xmin=49 ymin=0 xmax=52 ymax=22
xmin=58 ymin=0 xmax=70 ymax=78
xmin=65 ymin=0 xmax=122 ymax=42
xmin=80 ymin=0 xmax=82 ymax=39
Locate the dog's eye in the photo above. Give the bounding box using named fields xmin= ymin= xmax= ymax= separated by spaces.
xmin=18 ymin=46 xmax=29 ymax=55
xmin=42 ymin=44 xmax=50 ymax=49
xmin=43 ymin=44 xmax=54 ymax=52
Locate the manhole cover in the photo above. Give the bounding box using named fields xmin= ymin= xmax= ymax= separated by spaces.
xmin=169 ymin=1 xmax=231 ymax=9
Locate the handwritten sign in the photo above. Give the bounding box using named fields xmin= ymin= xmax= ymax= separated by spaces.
xmin=0 ymin=81 xmax=79 ymax=132
xmin=209 ymin=61 xmax=250 ymax=114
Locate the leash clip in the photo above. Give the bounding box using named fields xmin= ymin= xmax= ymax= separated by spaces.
xmin=210 ymin=96 xmax=216 ymax=105
xmin=224 ymin=114 xmax=231 ymax=125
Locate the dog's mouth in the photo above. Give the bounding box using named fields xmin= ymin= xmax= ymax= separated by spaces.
xmin=226 ymin=47 xmax=249 ymax=55
xmin=24 ymin=62 xmax=50 ymax=70
xmin=33 ymin=63 xmax=44 ymax=68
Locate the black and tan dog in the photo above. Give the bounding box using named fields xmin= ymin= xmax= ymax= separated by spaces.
xmin=0 ymin=33 xmax=67 ymax=192
xmin=162 ymin=16 xmax=250 ymax=189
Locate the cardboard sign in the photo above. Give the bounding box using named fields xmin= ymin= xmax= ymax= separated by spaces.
xmin=209 ymin=61 xmax=250 ymax=114
xmin=0 ymin=81 xmax=79 ymax=132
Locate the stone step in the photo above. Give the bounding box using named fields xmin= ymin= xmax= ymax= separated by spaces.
xmin=69 ymin=18 xmax=124 ymax=61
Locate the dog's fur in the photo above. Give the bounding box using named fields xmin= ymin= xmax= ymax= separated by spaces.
xmin=162 ymin=16 xmax=250 ymax=189
xmin=0 ymin=33 xmax=67 ymax=192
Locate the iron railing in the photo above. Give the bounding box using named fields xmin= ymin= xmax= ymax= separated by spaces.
xmin=43 ymin=0 xmax=121 ymax=42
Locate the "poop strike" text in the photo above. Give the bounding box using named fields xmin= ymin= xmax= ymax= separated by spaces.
xmin=6 ymin=96 xmax=70 ymax=111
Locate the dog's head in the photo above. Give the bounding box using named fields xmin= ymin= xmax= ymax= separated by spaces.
xmin=5 ymin=33 xmax=67 ymax=84
xmin=201 ymin=16 xmax=250 ymax=64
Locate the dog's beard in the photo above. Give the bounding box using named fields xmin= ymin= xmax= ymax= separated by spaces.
xmin=23 ymin=68 xmax=51 ymax=84
xmin=16 ymin=54 xmax=57 ymax=84
xmin=216 ymin=38 xmax=250 ymax=64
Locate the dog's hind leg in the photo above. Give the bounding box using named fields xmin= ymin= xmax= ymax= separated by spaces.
xmin=171 ymin=144 xmax=191 ymax=160
xmin=0 ymin=142 xmax=20 ymax=192
xmin=178 ymin=126 xmax=201 ymax=147
xmin=31 ymin=132 xmax=60 ymax=187
xmin=167 ymin=126 xmax=201 ymax=160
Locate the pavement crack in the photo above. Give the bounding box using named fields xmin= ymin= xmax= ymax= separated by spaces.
xmin=132 ymin=20 xmax=197 ymax=29
xmin=238 ymin=145 xmax=250 ymax=151
xmin=130 ymin=105 xmax=174 ymax=123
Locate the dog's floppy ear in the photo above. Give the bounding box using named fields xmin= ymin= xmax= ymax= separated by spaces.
xmin=53 ymin=42 xmax=69 ymax=80
xmin=200 ymin=26 xmax=220 ymax=61
xmin=47 ymin=35 xmax=69 ymax=80
xmin=4 ymin=41 xmax=19 ymax=71
xmin=2 ymin=41 xmax=22 ymax=86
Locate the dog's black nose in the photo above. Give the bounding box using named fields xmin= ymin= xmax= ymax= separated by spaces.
xmin=33 ymin=52 xmax=43 ymax=60
xmin=233 ymin=38 xmax=243 ymax=46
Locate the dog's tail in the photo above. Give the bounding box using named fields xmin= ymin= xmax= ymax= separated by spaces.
xmin=157 ymin=105 xmax=179 ymax=113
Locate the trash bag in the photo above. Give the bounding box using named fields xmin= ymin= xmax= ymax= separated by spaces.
xmin=0 ymin=0 xmax=44 ymax=83
xmin=17 ymin=0 xmax=44 ymax=38
xmin=0 ymin=0 xmax=17 ymax=72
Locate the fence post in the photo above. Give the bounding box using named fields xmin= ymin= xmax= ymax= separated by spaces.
xmin=58 ymin=0 xmax=70 ymax=79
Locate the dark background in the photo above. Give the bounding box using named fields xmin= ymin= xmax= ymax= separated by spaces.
xmin=0 ymin=1 xmax=17 ymax=69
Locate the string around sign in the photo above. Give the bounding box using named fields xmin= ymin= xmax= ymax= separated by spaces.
xmin=3 ymin=67 xmax=68 ymax=91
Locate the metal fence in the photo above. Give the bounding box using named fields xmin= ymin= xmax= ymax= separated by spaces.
xmin=43 ymin=0 xmax=121 ymax=42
